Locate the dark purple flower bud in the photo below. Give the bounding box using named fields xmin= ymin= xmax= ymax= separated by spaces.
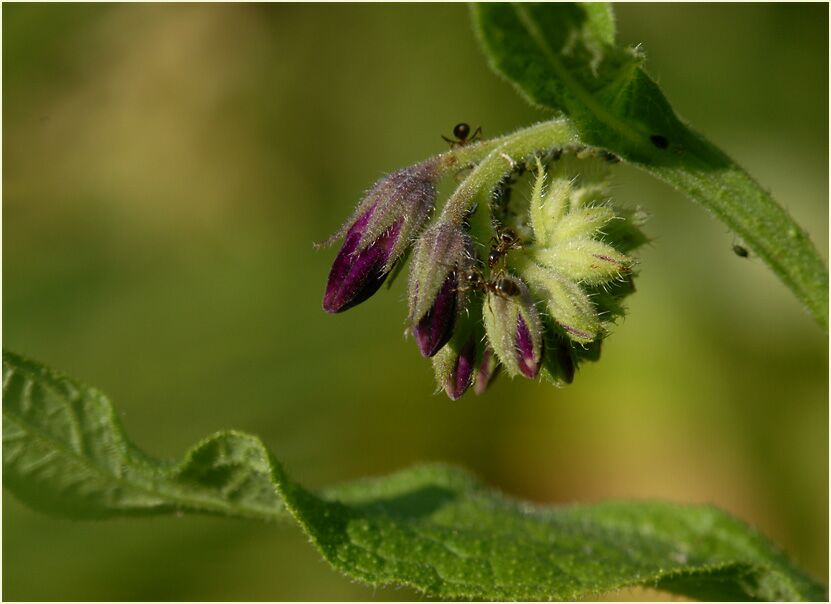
xmin=431 ymin=309 xmax=484 ymax=400
xmin=407 ymin=221 xmax=468 ymax=356
xmin=320 ymin=160 xmax=438 ymax=313
xmin=443 ymin=335 xmax=476 ymax=400
xmin=414 ymin=272 xmax=457 ymax=357
xmin=473 ymin=345 xmax=500 ymax=395
xmin=323 ymin=205 xmax=400 ymax=313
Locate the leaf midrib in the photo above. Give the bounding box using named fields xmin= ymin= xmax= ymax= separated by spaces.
xmin=512 ymin=5 xmax=646 ymax=148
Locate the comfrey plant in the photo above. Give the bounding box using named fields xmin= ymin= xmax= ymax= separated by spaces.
xmin=3 ymin=4 xmax=826 ymax=602
xmin=321 ymin=144 xmax=646 ymax=399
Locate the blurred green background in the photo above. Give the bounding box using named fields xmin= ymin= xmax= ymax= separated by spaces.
xmin=3 ymin=3 xmax=827 ymax=600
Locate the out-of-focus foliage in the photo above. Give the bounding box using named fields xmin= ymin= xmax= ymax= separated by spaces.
xmin=3 ymin=4 xmax=827 ymax=600
xmin=4 ymin=351 xmax=824 ymax=601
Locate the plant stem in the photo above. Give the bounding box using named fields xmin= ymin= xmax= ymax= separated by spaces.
xmin=426 ymin=116 xmax=828 ymax=328
xmin=436 ymin=119 xmax=578 ymax=224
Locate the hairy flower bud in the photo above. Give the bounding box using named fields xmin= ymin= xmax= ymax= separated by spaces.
xmin=431 ymin=303 xmax=486 ymax=400
xmin=408 ymin=222 xmax=468 ymax=357
xmin=413 ymin=273 xmax=457 ymax=357
xmin=322 ymin=161 xmax=438 ymax=313
xmin=323 ymin=205 xmax=400 ymax=313
xmin=473 ymin=346 xmax=499 ymax=395
xmin=442 ymin=334 xmax=476 ymax=400
xmin=483 ymin=276 xmax=544 ymax=379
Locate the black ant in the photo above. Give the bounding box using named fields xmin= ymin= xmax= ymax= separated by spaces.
xmin=491 ymin=275 xmax=522 ymax=298
xmin=442 ymin=122 xmax=482 ymax=148
xmin=457 ymin=265 xmax=521 ymax=300
xmin=488 ymin=227 xmax=521 ymax=271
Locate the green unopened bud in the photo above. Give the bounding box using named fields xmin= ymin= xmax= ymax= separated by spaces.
xmin=530 ymin=239 xmax=631 ymax=286
xmin=550 ymin=206 xmax=616 ymax=242
xmin=518 ymin=255 xmax=602 ymax=343
xmin=529 ymin=159 xmax=571 ymax=247
xmin=516 ymin=159 xmax=640 ymax=344
xmin=482 ymin=276 xmax=544 ymax=379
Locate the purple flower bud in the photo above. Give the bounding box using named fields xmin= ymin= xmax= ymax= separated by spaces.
xmin=408 ymin=222 xmax=467 ymax=319
xmin=444 ymin=335 xmax=476 ymax=400
xmin=473 ymin=345 xmax=499 ymax=395
xmin=407 ymin=221 xmax=469 ymax=357
xmin=321 ymin=161 xmax=438 ymax=313
xmin=323 ymin=205 xmax=400 ymax=313
xmin=414 ymin=272 xmax=457 ymax=357
xmin=482 ymin=275 xmax=545 ymax=380
xmin=515 ymin=314 xmax=542 ymax=379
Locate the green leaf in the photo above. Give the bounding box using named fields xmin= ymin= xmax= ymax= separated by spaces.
xmin=471 ymin=3 xmax=828 ymax=328
xmin=3 ymin=350 xmax=825 ymax=600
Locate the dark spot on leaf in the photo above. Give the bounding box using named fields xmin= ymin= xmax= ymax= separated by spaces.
xmin=650 ymin=134 xmax=669 ymax=149
xmin=732 ymin=244 xmax=749 ymax=258
xmin=601 ymin=151 xmax=620 ymax=164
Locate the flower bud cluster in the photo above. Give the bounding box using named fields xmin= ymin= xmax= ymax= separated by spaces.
xmin=321 ymin=143 xmax=646 ymax=399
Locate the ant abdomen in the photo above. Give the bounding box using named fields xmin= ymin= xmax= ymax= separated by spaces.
xmin=493 ymin=277 xmax=521 ymax=298
xmin=442 ymin=122 xmax=482 ymax=148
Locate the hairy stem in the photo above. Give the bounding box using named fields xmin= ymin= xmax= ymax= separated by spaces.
xmin=436 ymin=119 xmax=579 ymax=224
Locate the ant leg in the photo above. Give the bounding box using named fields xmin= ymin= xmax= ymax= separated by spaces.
xmin=468 ymin=127 xmax=482 ymax=143
xmin=441 ymin=135 xmax=460 ymax=148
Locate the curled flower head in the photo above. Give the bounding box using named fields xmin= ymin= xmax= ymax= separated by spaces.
xmin=515 ymin=156 xmax=644 ymax=344
xmin=320 ymin=130 xmax=647 ymax=398
xmin=322 ymin=160 xmax=438 ymax=313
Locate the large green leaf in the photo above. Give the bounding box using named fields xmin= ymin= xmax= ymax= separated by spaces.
xmin=2 ymin=350 xmax=824 ymax=600
xmin=472 ymin=3 xmax=828 ymax=328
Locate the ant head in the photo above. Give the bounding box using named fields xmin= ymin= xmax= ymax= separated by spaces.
xmin=499 ymin=228 xmax=518 ymax=245
xmin=464 ymin=268 xmax=484 ymax=287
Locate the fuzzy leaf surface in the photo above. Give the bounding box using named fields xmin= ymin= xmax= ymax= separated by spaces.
xmin=3 ymin=351 xmax=824 ymax=601
xmin=472 ymin=3 xmax=828 ymax=327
